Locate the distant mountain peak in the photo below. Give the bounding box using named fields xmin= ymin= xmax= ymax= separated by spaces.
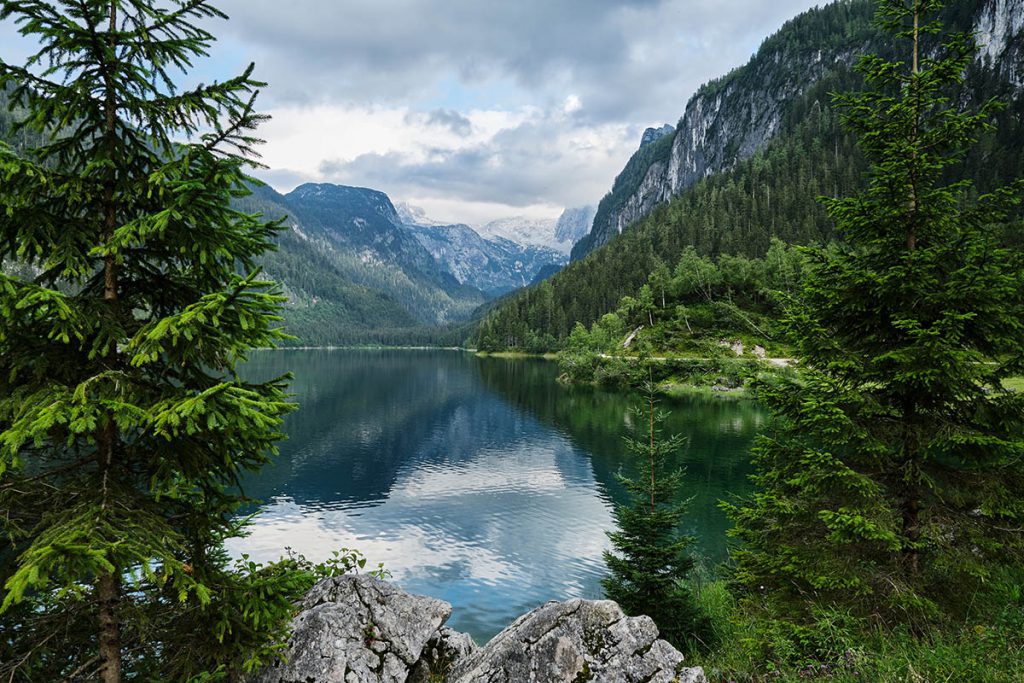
xmin=395 ymin=202 xmax=440 ymax=227
xmin=554 ymin=206 xmax=596 ymax=248
xmin=640 ymin=124 xmax=674 ymax=148
xmin=476 ymin=208 xmax=593 ymax=255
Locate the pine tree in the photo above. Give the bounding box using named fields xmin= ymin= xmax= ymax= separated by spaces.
xmin=726 ymin=0 xmax=1024 ymax=630
xmin=0 ymin=1 xmax=328 ymax=680
xmin=602 ymin=371 xmax=711 ymax=651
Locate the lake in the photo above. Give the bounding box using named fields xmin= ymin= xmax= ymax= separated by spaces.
xmin=230 ymin=349 xmax=765 ymax=642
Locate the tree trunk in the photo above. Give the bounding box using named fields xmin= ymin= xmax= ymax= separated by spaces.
xmin=901 ymin=494 xmax=921 ymax=575
xmin=901 ymin=394 xmax=922 ymax=576
xmin=97 ymin=3 xmax=123 ymax=681
xmin=908 ymin=0 xmax=920 ymax=251
xmin=97 ymin=572 xmax=122 ymax=683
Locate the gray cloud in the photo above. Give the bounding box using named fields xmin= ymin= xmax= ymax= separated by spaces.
xmin=316 ymin=116 xmax=631 ymax=210
xmin=215 ymin=0 xmax=821 ymax=123
xmin=410 ymin=109 xmax=474 ymax=137
xmin=3 ymin=1 xmax=824 ymax=218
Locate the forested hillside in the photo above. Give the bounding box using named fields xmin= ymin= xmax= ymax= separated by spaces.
xmin=478 ymin=0 xmax=1024 ymax=352
xmin=237 ymin=185 xmax=485 ymax=346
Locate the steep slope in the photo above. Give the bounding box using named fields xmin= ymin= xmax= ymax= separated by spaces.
xmin=237 ymin=184 xmax=487 ymax=344
xmin=407 ymin=222 xmax=566 ymax=297
xmin=236 ymin=186 xmax=421 ymax=344
xmin=475 ymin=207 xmax=597 ymax=255
xmin=572 ymin=0 xmax=1024 ymax=261
xmin=284 ymin=184 xmax=447 ymax=284
xmin=554 ymin=206 xmax=596 ymax=250
xmin=481 ymin=0 xmax=1024 ymax=351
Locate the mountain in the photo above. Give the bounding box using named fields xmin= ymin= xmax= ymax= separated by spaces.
xmin=477 ymin=215 xmax=559 ymax=251
xmin=477 ymin=206 xmax=596 ymax=255
xmin=530 ymin=263 xmax=563 ymax=286
xmin=283 ymin=184 xmax=451 ymax=286
xmin=1 ymin=86 xmax=481 ymax=344
xmin=571 ymin=0 xmax=1024 ymax=261
xmin=234 ymin=184 xmax=487 ymax=345
xmin=407 ymin=223 xmax=566 ymax=298
xmin=639 ymin=124 xmax=674 ymax=148
xmin=481 ymin=0 xmax=1024 ymax=350
xmin=394 ymin=201 xmax=440 ymax=227
xmin=553 ymin=206 xmax=596 ymax=250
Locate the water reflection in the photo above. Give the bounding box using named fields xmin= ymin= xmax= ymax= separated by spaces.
xmin=230 ymin=349 xmax=762 ymax=641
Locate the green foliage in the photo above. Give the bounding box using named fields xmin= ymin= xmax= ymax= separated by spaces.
xmin=696 ymin=567 xmax=1024 ymax=681
xmin=0 ymin=1 xmax=343 ymax=679
xmin=478 ymin=0 xmax=1024 ymax=354
xmin=726 ymin=0 xmax=1024 ymax=635
xmin=552 ymin=241 xmax=804 ymax=387
xmin=574 ymin=129 xmax=677 ymax=259
xmin=233 ymin=186 xmax=484 ymax=346
xmin=602 ymin=379 xmax=713 ymax=652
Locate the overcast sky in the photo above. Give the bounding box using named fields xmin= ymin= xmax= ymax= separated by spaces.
xmin=1 ymin=1 xmax=822 ymax=224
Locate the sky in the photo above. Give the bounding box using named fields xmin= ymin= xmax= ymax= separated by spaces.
xmin=1 ymin=0 xmax=823 ymax=225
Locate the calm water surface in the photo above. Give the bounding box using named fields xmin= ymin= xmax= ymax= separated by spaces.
xmin=231 ymin=349 xmax=764 ymax=642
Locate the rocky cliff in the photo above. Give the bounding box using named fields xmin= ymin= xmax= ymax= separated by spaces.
xmin=253 ymin=574 xmax=706 ymax=683
xmin=407 ymin=223 xmax=566 ymax=297
xmin=573 ymin=0 xmax=1024 ymax=260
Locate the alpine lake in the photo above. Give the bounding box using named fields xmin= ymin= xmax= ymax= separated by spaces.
xmin=232 ymin=349 xmax=765 ymax=643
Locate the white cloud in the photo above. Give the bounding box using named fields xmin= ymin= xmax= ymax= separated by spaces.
xmin=3 ymin=0 xmax=825 ymax=223
xmin=253 ymin=101 xmax=634 ymax=223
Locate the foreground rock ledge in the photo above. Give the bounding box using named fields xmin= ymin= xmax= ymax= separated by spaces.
xmin=253 ymin=574 xmax=706 ymax=683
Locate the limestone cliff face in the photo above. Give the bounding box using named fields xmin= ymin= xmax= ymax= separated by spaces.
xmin=573 ymin=0 xmax=1024 ymax=261
xmin=975 ymin=0 xmax=1024 ymax=91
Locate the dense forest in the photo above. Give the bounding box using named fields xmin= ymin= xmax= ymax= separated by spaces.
xmin=478 ymin=1 xmax=1024 ymax=353
xmin=234 ymin=187 xmax=482 ymax=346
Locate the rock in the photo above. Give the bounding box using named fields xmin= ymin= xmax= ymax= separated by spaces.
xmin=251 ymin=575 xmax=451 ymax=683
xmin=717 ymin=340 xmax=744 ymax=356
xmin=753 ymin=345 xmax=766 ymax=359
xmin=448 ymin=599 xmax=706 ymax=683
xmin=409 ymin=626 xmax=478 ymax=682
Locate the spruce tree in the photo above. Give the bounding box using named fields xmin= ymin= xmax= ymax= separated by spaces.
xmin=602 ymin=372 xmax=710 ymax=651
xmin=0 ymin=1 xmax=322 ymax=680
xmin=726 ymin=0 xmax=1024 ymax=630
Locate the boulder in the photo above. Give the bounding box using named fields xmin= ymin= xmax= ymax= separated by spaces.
xmin=409 ymin=626 xmax=478 ymax=682
xmin=448 ymin=599 xmax=706 ymax=683
xmin=252 ymin=575 xmax=451 ymax=683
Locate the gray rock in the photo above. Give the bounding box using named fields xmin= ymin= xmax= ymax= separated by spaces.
xmin=448 ymin=599 xmax=706 ymax=683
xmin=409 ymin=626 xmax=478 ymax=682
xmin=252 ymin=574 xmax=451 ymax=683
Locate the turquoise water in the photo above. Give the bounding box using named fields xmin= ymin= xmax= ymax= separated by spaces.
xmin=231 ymin=349 xmax=764 ymax=642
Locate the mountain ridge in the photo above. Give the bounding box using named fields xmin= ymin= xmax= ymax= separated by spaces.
xmin=572 ymin=0 xmax=1024 ymax=261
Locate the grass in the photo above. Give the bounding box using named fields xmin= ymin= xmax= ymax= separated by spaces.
xmin=686 ymin=572 xmax=1024 ymax=683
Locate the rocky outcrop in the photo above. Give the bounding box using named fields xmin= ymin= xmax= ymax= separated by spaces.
xmin=253 ymin=576 xmax=706 ymax=683
xmin=252 ymin=575 xmax=450 ymax=683
xmin=574 ymin=0 xmax=1024 ymax=260
xmin=409 ymin=627 xmax=478 ymax=683
xmin=554 ymin=206 xmax=597 ymax=250
xmin=640 ymin=124 xmax=675 ymax=149
xmin=974 ymin=0 xmax=1024 ymax=91
xmin=448 ymin=599 xmax=706 ymax=683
